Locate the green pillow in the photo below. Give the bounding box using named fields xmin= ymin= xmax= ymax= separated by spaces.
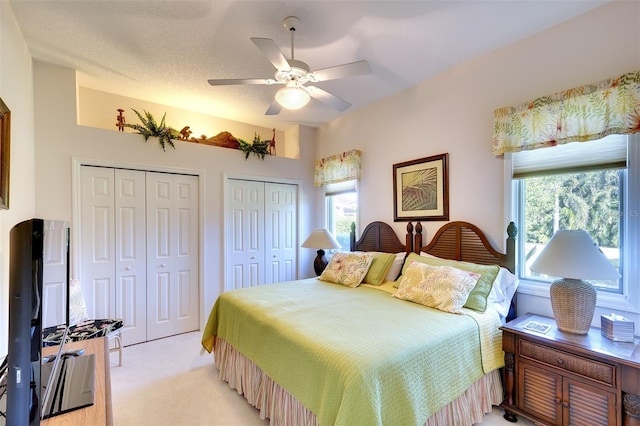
xmin=363 ymin=252 xmax=396 ymax=285
xmin=399 ymin=252 xmax=500 ymax=312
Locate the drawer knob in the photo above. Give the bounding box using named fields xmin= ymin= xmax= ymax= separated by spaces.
xmin=556 ymin=358 xmax=564 ymax=365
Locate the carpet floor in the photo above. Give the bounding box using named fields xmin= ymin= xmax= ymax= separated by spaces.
xmin=110 ymin=331 xmax=536 ymax=425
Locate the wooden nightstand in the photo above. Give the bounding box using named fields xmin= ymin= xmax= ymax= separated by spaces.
xmin=501 ymin=313 xmax=640 ymax=426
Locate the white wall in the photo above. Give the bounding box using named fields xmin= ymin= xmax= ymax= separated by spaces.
xmin=0 ymin=2 xmax=37 ymax=357
xmin=31 ymin=60 xmax=318 ymax=338
xmin=316 ymin=1 xmax=640 ymax=325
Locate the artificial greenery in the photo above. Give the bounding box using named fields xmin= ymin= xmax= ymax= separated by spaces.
xmin=237 ymin=132 xmax=271 ymax=160
xmin=123 ymin=109 xmax=180 ymax=151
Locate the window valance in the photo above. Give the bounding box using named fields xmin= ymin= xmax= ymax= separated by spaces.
xmin=492 ymin=71 xmax=640 ymax=157
xmin=314 ymin=149 xmax=361 ymax=187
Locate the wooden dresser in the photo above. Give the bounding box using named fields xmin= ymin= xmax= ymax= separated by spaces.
xmin=40 ymin=336 xmax=113 ymax=426
xmin=501 ymin=313 xmax=640 ymax=426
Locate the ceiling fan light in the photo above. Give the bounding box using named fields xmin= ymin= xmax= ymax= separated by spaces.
xmin=275 ymin=86 xmax=310 ymax=110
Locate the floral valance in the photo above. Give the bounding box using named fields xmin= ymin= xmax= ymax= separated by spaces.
xmin=314 ymin=149 xmax=361 ymax=187
xmin=492 ymin=71 xmax=640 ymax=157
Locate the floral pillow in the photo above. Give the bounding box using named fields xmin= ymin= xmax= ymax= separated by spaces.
xmin=319 ymin=252 xmax=375 ymax=287
xmin=393 ymin=261 xmax=480 ymax=314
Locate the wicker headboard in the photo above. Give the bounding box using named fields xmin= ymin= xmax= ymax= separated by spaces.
xmin=350 ymin=221 xmax=413 ymax=254
xmin=414 ymin=221 xmax=517 ymax=273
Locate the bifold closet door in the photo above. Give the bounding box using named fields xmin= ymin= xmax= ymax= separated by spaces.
xmin=265 ymin=183 xmax=297 ymax=284
xmin=226 ymin=179 xmax=266 ymax=290
xmin=146 ymin=172 xmax=199 ymax=340
xmin=225 ymin=179 xmax=297 ymax=290
xmin=114 ymin=169 xmax=147 ymax=345
xmin=80 ymin=166 xmax=147 ymax=345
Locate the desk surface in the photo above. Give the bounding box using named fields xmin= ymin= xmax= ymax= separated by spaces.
xmin=41 ymin=336 xmax=112 ymax=426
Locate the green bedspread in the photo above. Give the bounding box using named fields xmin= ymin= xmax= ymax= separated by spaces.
xmin=202 ymin=278 xmax=502 ymax=426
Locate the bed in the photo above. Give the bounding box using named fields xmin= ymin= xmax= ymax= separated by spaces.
xmin=202 ymin=220 xmax=518 ymax=426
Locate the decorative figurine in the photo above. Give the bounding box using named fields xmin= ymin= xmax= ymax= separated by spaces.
xmin=116 ymin=108 xmax=125 ymax=131
xmin=179 ymin=126 xmax=192 ymax=140
xmin=269 ymin=128 xmax=276 ymax=156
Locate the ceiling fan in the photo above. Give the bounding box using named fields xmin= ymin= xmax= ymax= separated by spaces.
xmin=207 ymin=16 xmax=372 ymax=115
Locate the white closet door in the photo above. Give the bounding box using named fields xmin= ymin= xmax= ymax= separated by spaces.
xmin=81 ymin=166 xmax=116 ymax=319
xmin=114 ymin=169 xmax=147 ymax=345
xmin=146 ymin=172 xmax=199 ymax=340
xmin=265 ymin=183 xmax=297 ymax=284
xmin=226 ymin=179 xmax=265 ymax=290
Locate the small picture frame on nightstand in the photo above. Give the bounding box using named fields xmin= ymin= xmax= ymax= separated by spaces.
xmin=523 ymin=320 xmax=552 ymax=334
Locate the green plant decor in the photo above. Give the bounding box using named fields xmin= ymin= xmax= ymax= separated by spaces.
xmin=123 ymin=109 xmax=180 ymax=151
xmin=238 ymin=132 xmax=271 ymax=160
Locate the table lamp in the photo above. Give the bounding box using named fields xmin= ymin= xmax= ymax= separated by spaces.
xmin=301 ymin=229 xmax=341 ymax=275
xmin=530 ymin=229 xmax=620 ymax=335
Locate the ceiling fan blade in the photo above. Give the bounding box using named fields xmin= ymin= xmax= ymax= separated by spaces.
xmin=305 ymin=86 xmax=351 ymax=112
xmin=311 ymin=60 xmax=372 ymax=82
xmin=208 ymin=78 xmax=274 ymax=86
xmin=251 ymin=37 xmax=291 ymax=71
xmin=265 ymin=100 xmax=282 ymax=116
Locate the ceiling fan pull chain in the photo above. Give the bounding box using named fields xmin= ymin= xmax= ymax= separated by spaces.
xmin=290 ymin=26 xmax=295 ymax=60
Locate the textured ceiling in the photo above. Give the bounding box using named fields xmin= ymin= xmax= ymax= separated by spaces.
xmin=9 ymin=0 xmax=608 ymax=130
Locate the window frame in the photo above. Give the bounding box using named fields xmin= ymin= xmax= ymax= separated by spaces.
xmin=324 ymin=179 xmax=359 ymax=252
xmin=505 ymin=134 xmax=640 ymax=314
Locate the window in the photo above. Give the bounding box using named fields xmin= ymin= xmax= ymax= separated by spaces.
xmin=512 ymin=134 xmax=639 ymax=306
xmin=325 ymin=179 xmax=358 ymax=251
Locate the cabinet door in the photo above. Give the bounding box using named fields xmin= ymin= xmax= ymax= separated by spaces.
xmin=264 ymin=183 xmax=297 ymax=284
xmin=114 ymin=169 xmax=147 ymax=345
xmin=146 ymin=172 xmax=199 ymax=340
xmin=518 ymin=360 xmax=563 ymax=425
xmin=564 ymin=378 xmax=617 ymax=426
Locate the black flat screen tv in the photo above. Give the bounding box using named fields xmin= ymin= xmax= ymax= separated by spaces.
xmin=6 ymin=219 xmax=70 ymax=425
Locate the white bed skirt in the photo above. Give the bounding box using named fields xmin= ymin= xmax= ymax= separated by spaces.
xmin=213 ymin=337 xmax=504 ymax=426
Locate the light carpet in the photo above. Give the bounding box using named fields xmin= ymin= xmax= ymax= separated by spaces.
xmin=110 ymin=331 xmax=535 ymax=426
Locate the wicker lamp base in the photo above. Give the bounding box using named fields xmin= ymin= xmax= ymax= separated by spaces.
xmin=550 ymin=278 xmax=596 ymax=335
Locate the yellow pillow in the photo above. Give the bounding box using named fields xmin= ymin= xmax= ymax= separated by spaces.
xmin=393 ymin=260 xmax=479 ymax=314
xmin=362 ymin=252 xmax=396 ymax=285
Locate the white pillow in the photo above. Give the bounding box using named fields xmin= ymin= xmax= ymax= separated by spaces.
xmin=385 ymin=252 xmax=406 ymax=282
xmin=487 ymin=267 xmax=519 ymax=322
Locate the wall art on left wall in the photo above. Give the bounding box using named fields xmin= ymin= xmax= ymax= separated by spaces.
xmin=0 ymin=97 xmax=11 ymax=210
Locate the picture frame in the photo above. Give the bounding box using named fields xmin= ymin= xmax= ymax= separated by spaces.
xmin=393 ymin=153 xmax=448 ymax=221
xmin=0 ymin=97 xmax=10 ymax=210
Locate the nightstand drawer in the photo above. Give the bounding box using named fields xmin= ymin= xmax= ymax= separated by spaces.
xmin=519 ymin=339 xmax=615 ymax=386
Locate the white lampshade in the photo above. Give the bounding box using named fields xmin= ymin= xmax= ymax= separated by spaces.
xmin=530 ymin=229 xmax=619 ymax=335
xmin=275 ymin=85 xmax=310 ymax=110
xmin=301 ymin=229 xmax=341 ymax=250
xmin=530 ymin=230 xmax=620 ymax=280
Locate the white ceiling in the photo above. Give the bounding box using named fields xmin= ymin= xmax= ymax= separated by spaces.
xmin=9 ymin=0 xmax=608 ymax=130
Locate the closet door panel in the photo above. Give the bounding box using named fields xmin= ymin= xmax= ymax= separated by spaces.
xmin=114 ymin=169 xmax=147 ymax=345
xmin=265 ymin=183 xmax=297 ymax=284
xmin=147 ymin=172 xmax=199 ymax=339
xmin=81 ymin=166 xmax=116 ymax=319
xmin=173 ymin=174 xmax=198 ymax=334
xmin=147 ymin=173 xmax=174 ymax=340
xmin=226 ymin=179 xmax=265 ymax=290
